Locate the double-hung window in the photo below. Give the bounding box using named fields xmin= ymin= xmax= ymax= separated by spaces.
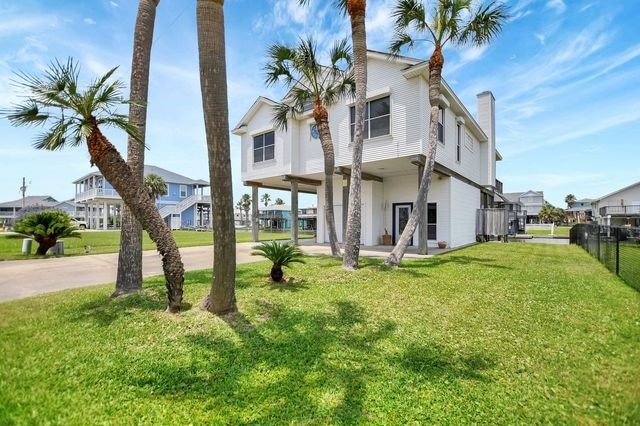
xmin=350 ymin=96 xmax=390 ymax=140
xmin=456 ymin=123 xmax=462 ymax=162
xmin=179 ymin=185 xmax=187 ymax=198
xmin=253 ymin=131 xmax=275 ymax=163
xmin=437 ymin=106 xmax=445 ymax=144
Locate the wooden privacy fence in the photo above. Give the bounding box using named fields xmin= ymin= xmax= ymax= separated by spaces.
xmin=476 ymin=208 xmax=508 ymax=241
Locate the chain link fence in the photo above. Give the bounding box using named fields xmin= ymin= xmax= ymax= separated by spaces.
xmin=570 ymin=224 xmax=640 ymax=291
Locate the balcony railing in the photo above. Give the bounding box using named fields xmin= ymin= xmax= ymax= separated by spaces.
xmin=600 ymin=205 xmax=640 ymax=216
xmin=75 ymin=188 xmax=121 ymax=202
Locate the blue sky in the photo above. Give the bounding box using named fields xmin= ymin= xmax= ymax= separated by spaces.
xmin=0 ymin=0 xmax=638 ymax=208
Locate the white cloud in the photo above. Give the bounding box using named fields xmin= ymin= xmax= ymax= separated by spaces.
xmin=110 ymin=1 xmax=119 ymax=6
xmin=534 ymin=33 xmax=545 ymax=45
xmin=83 ymin=18 xmax=96 ymax=25
xmin=545 ymin=0 xmax=566 ymax=14
xmin=0 ymin=14 xmax=57 ymax=36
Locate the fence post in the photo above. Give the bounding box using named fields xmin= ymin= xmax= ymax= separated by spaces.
xmin=597 ymin=226 xmax=601 ymax=261
xmin=615 ymin=227 xmax=620 ymax=275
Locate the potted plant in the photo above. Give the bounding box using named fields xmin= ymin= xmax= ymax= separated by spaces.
xmin=382 ymin=228 xmax=392 ymax=245
xmin=437 ymin=241 xmax=447 ymax=249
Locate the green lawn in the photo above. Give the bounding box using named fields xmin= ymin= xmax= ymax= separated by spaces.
xmin=1 ymin=243 xmax=638 ymax=424
xmin=0 ymin=229 xmax=314 ymax=261
xmin=525 ymin=226 xmax=572 ymax=236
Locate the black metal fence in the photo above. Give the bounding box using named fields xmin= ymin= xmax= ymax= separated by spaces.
xmin=570 ymin=224 xmax=640 ymax=291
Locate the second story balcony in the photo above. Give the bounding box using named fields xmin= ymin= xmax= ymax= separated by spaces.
xmin=75 ymin=188 xmax=122 ymax=203
xmin=600 ymin=205 xmax=640 ymax=217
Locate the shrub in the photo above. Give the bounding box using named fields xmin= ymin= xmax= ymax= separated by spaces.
xmin=251 ymin=240 xmax=305 ymax=282
xmin=13 ymin=211 xmax=81 ymax=255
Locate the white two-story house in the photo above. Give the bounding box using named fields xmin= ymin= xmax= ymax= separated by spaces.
xmin=233 ymin=50 xmax=502 ymax=249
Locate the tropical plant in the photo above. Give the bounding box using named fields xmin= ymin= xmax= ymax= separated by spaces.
xmin=3 ymin=58 xmax=184 ymax=312
xmin=565 ymin=194 xmax=576 ymax=208
xmin=264 ymin=36 xmax=354 ymax=257
xmin=539 ymin=204 xmax=566 ymax=225
xmin=116 ymin=0 xmax=160 ymax=297
xmin=13 ymin=211 xmax=81 ymax=255
xmin=274 ymin=197 xmax=285 ymax=205
xmin=144 ymin=173 xmax=168 ymax=201
xmin=251 ymin=240 xmax=306 ymax=282
xmin=197 ymin=0 xmax=237 ymax=314
xmin=300 ymin=0 xmax=368 ymax=269
xmin=235 ymin=200 xmax=244 ymax=223
xmin=241 ymin=193 xmax=251 ymax=226
xmin=385 ymin=0 xmax=509 ymax=266
xmin=261 ymin=193 xmax=272 ymax=207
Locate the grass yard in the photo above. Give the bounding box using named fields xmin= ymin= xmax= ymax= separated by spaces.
xmin=0 ymin=229 xmax=314 ymax=261
xmin=525 ymin=226 xmax=572 ymax=236
xmin=1 ymin=243 xmax=639 ymax=424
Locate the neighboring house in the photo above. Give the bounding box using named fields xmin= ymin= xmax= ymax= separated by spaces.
xmin=233 ymin=50 xmax=502 ymax=248
xmin=592 ymin=181 xmax=640 ymax=227
xmin=73 ymin=165 xmax=211 ymax=230
xmin=566 ymin=198 xmax=593 ymax=223
xmin=503 ymin=190 xmax=546 ymax=223
xmin=258 ymin=204 xmax=318 ymax=231
xmin=0 ymin=195 xmax=59 ymax=226
xmin=54 ymin=199 xmax=86 ymax=220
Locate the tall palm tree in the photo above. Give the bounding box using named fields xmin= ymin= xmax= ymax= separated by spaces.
xmin=241 ymin=193 xmax=251 ymax=226
xmin=264 ymin=36 xmax=354 ymax=257
xmin=197 ymin=0 xmax=237 ymax=315
xmin=144 ymin=173 xmax=168 ymax=201
xmin=235 ymin=200 xmax=244 ymax=224
xmin=564 ymin=194 xmax=576 ymax=207
xmin=261 ymin=193 xmax=272 ymax=207
xmin=298 ymin=0 xmax=368 ymax=268
xmin=4 ymin=59 xmax=184 ymax=312
xmin=116 ymin=0 xmax=160 ymax=298
xmin=384 ymin=0 xmax=509 ymax=267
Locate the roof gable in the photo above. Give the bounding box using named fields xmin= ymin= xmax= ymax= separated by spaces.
xmin=232 ymin=96 xmax=278 ymax=135
xmin=595 ymin=181 xmax=640 ymax=202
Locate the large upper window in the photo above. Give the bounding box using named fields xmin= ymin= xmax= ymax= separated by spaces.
xmin=179 ymin=185 xmax=187 ymax=198
xmin=350 ymin=96 xmax=390 ymax=140
xmin=253 ymin=131 xmax=275 ymax=163
xmin=437 ymin=106 xmax=445 ymax=144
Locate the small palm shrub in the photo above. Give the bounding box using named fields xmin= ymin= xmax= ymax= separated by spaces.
xmin=251 ymin=241 xmax=306 ymax=282
xmin=13 ymin=211 xmax=81 ymax=255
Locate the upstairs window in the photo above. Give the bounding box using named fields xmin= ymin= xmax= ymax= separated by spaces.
xmin=437 ymin=106 xmax=445 ymax=144
xmin=350 ymin=96 xmax=390 ymax=140
xmin=253 ymin=131 xmax=275 ymax=163
xmin=179 ymin=185 xmax=187 ymax=198
xmin=456 ymin=123 xmax=462 ymax=162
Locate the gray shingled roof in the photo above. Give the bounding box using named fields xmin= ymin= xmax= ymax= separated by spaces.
xmin=0 ymin=196 xmax=58 ymax=208
xmin=73 ymin=165 xmax=209 ymax=186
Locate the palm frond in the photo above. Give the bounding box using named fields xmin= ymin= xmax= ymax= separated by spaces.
xmin=272 ymin=102 xmax=295 ymax=131
xmin=32 ymin=118 xmax=74 ymax=150
xmin=3 ymin=102 xmax=50 ymax=127
xmin=98 ymin=115 xmax=143 ymax=145
xmin=459 ymin=1 xmax=510 ymax=46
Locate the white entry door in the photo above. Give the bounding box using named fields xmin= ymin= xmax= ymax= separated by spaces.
xmin=393 ymin=203 xmax=413 ymax=245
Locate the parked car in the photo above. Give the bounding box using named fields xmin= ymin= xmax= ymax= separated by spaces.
xmin=71 ymin=218 xmax=88 ymax=230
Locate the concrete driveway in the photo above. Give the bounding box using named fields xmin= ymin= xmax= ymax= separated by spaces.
xmin=0 ymin=241 xmax=437 ymax=303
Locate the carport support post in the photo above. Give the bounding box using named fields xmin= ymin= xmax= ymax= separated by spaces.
xmin=291 ymin=180 xmax=299 ymax=244
xmin=417 ymin=164 xmax=428 ymax=255
xmin=251 ymin=184 xmax=259 ymax=242
xmin=342 ymin=174 xmax=350 ymax=241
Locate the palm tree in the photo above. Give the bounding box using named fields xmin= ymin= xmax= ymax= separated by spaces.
xmin=14 ymin=210 xmax=81 ymax=255
xmin=241 ymin=193 xmax=251 ymax=226
xmin=197 ymin=0 xmax=237 ymax=315
xmin=116 ymin=0 xmax=160 ymax=298
xmin=144 ymin=173 xmax=168 ymax=201
xmin=385 ymin=0 xmax=509 ymax=267
xmin=251 ymin=240 xmax=306 ymax=282
xmin=3 ymin=59 xmax=184 ymax=311
xmin=261 ymin=193 xmax=272 ymax=207
xmin=264 ymin=36 xmax=354 ymax=257
xmin=565 ymin=194 xmax=576 ymax=208
xmin=235 ymin=200 xmax=244 ymax=224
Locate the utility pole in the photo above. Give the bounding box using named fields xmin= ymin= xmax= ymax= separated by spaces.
xmin=20 ymin=177 xmax=28 ymax=208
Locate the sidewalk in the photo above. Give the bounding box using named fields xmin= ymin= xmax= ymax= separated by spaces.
xmin=0 ymin=241 xmax=444 ymax=303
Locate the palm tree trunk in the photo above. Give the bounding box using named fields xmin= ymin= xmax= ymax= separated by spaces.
xmin=314 ymin=104 xmax=341 ymax=257
xmin=385 ymin=47 xmax=444 ymax=267
xmin=343 ymin=0 xmax=367 ymax=270
xmin=197 ymin=0 xmax=237 ymax=315
xmin=115 ymin=0 xmax=159 ymax=297
xmin=87 ymin=120 xmax=184 ymax=312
